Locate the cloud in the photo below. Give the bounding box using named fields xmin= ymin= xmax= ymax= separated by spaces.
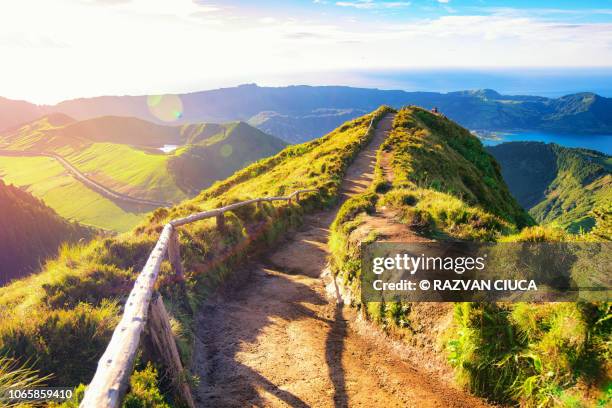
xmin=284 ymin=32 xmax=326 ymax=39
xmin=84 ymin=0 xmax=132 ymax=4
xmin=437 ymin=0 xmax=450 ymax=4
xmin=335 ymin=0 xmax=411 ymax=9
xmin=1 ymin=0 xmax=611 ymax=103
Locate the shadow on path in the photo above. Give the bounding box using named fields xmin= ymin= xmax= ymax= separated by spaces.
xmin=325 ymin=304 xmax=348 ymax=408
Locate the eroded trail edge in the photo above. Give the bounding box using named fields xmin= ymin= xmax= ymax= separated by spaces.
xmin=192 ymin=114 xmax=491 ymax=408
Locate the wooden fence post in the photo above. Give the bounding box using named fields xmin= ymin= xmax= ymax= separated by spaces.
xmin=146 ymin=293 xmax=195 ymax=408
xmin=167 ymin=228 xmax=184 ymax=281
xmin=216 ymin=213 xmax=225 ymax=231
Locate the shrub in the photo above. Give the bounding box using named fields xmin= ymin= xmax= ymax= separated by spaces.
xmin=123 ymin=363 xmax=170 ymax=408
xmin=0 ymin=301 xmax=119 ymax=386
xmin=449 ymin=302 xmax=611 ymax=406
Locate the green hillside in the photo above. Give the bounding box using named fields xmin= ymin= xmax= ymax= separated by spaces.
xmin=0 ymin=116 xmax=286 ymax=230
xmin=329 ymin=107 xmax=610 ymax=407
xmin=487 ymin=142 xmax=612 ymax=233
xmin=0 ymin=155 xmax=150 ymax=232
xmin=0 ymin=179 xmax=92 ymax=285
xmin=389 ymin=107 xmax=533 ymax=229
xmin=0 ymin=108 xmax=389 ymax=392
xmin=168 ymin=121 xmax=287 ymax=194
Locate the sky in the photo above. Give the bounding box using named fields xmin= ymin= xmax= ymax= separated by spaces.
xmin=1 ymin=0 xmax=611 ymax=103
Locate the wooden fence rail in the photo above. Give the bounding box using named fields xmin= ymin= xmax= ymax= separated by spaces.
xmin=79 ymin=189 xmax=317 ymax=408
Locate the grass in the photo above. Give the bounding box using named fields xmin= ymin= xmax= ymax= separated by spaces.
xmin=381 ymin=188 xmax=515 ymax=241
xmin=389 ymin=107 xmax=532 ymax=228
xmin=450 ymin=302 xmax=611 ymax=407
xmin=0 ymin=156 xmax=147 ymax=232
xmin=65 ymin=143 xmax=187 ymax=203
xmin=0 ymin=355 xmax=49 ymax=407
xmin=328 ymin=106 xmax=611 ymax=407
xmin=488 ymin=142 xmax=612 ymax=234
xmin=0 ymin=107 xmax=391 ymax=403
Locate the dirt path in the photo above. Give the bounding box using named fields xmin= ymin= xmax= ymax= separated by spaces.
xmin=192 ymin=114 xmax=491 ymax=408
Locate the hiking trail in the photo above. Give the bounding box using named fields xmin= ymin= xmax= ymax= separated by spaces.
xmin=192 ymin=113 xmax=492 ymax=408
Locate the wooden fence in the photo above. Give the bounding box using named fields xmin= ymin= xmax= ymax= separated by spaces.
xmin=79 ymin=189 xmax=317 ymax=408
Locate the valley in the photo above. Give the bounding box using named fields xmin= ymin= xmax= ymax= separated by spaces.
xmin=0 ymin=155 xmax=154 ymax=232
xmin=488 ymin=142 xmax=611 ymax=233
xmin=0 ymin=115 xmax=286 ymax=231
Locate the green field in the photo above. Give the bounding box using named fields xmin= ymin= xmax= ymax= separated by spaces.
xmin=64 ymin=143 xmax=187 ymax=203
xmin=0 ymin=115 xmax=290 ymax=232
xmin=0 ymin=156 xmax=148 ymax=232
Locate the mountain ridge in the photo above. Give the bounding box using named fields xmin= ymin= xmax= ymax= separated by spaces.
xmin=1 ymin=85 xmax=611 ymax=143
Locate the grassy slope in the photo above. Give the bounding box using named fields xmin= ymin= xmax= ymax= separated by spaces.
xmin=0 ymin=108 xmax=390 ymax=393
xmin=329 ymin=107 xmax=610 ymax=407
xmin=1 ymin=115 xmax=187 ymax=203
xmin=168 ymin=121 xmax=288 ymax=195
xmin=331 ymin=107 xmax=531 ymax=297
xmin=387 ymin=107 xmax=532 ymax=228
xmin=0 ymin=179 xmax=92 ymax=285
xmin=488 ymin=142 xmax=611 ymax=233
xmin=0 ymin=156 xmax=147 ymax=232
xmin=65 ymin=143 xmax=187 ymax=202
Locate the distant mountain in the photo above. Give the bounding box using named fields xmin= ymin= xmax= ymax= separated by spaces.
xmin=247 ymin=108 xmax=367 ymax=144
xmin=1 ymin=85 xmax=611 ymax=143
xmin=0 ymin=97 xmax=45 ymax=132
xmin=487 ymin=142 xmax=611 ymax=233
xmin=0 ymin=179 xmax=92 ymax=285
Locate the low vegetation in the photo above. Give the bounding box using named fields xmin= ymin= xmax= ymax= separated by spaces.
xmin=0 ymin=355 xmax=48 ymax=407
xmin=168 ymin=121 xmax=287 ymax=195
xmin=488 ymin=141 xmax=611 ymax=234
xmin=0 ymin=107 xmax=390 ymax=405
xmin=0 ymin=179 xmax=92 ymax=285
xmin=329 ymin=107 xmax=611 ymax=407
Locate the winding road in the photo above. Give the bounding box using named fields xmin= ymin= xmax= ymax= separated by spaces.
xmin=0 ymin=149 xmax=170 ymax=208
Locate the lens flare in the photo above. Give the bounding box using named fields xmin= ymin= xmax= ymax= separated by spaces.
xmin=147 ymin=94 xmax=183 ymax=122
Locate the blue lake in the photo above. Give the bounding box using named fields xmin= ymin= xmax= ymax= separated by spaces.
xmin=480 ymin=132 xmax=612 ymax=155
